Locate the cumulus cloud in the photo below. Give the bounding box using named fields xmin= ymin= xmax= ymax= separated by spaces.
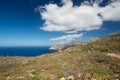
xmin=50 ymin=33 xmax=84 ymax=43
xmin=36 ymin=0 xmax=120 ymax=33
xmin=101 ymin=0 xmax=120 ymax=21
xmin=36 ymin=0 xmax=120 ymax=43
xmin=37 ymin=0 xmax=103 ymax=33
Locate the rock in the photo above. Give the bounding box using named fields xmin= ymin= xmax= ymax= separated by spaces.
xmin=6 ymin=76 xmax=10 ymax=80
xmin=78 ymin=74 xmax=82 ymax=78
xmin=78 ymin=73 xmax=84 ymax=80
xmin=27 ymin=69 xmax=35 ymax=77
xmin=60 ymin=77 xmax=66 ymax=80
xmin=115 ymin=74 xmax=119 ymax=77
xmin=84 ymin=73 xmax=92 ymax=80
xmin=50 ymin=42 xmax=85 ymax=50
xmin=49 ymin=44 xmax=65 ymax=50
xmin=17 ymin=76 xmax=25 ymax=79
xmin=67 ymin=75 xmax=74 ymax=80
xmin=29 ymin=73 xmax=35 ymax=77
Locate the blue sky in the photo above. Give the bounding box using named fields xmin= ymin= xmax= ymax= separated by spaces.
xmin=0 ymin=0 xmax=120 ymax=46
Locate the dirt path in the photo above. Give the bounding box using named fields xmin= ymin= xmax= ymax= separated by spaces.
xmin=106 ymin=53 xmax=120 ymax=59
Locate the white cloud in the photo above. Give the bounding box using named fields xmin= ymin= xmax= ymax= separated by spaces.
xmin=50 ymin=33 xmax=84 ymax=43
xmin=36 ymin=0 xmax=120 ymax=33
xmin=36 ymin=0 xmax=103 ymax=33
xmin=101 ymin=0 xmax=120 ymax=21
xmin=36 ymin=0 xmax=120 ymax=43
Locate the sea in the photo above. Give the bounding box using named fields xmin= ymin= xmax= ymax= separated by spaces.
xmin=0 ymin=46 xmax=56 ymax=57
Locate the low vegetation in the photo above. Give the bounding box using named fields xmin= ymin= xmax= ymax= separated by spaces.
xmin=0 ymin=32 xmax=120 ymax=80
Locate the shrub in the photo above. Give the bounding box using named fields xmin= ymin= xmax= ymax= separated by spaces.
xmin=43 ymin=76 xmax=51 ymax=80
xmin=92 ymin=68 xmax=114 ymax=80
xmin=25 ymin=76 xmax=39 ymax=80
xmin=57 ymin=71 xmax=64 ymax=78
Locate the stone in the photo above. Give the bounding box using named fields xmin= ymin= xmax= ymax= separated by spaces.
xmin=78 ymin=74 xmax=82 ymax=78
xmin=67 ymin=75 xmax=74 ymax=80
xmin=60 ymin=77 xmax=66 ymax=80
xmin=6 ymin=76 xmax=10 ymax=80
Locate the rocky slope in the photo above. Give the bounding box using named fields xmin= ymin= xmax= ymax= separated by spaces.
xmin=0 ymin=32 xmax=120 ymax=80
xmin=50 ymin=42 xmax=85 ymax=50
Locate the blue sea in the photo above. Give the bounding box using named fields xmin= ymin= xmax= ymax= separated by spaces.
xmin=0 ymin=47 xmax=56 ymax=57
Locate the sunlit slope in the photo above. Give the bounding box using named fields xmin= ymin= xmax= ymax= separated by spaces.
xmin=0 ymin=32 xmax=120 ymax=80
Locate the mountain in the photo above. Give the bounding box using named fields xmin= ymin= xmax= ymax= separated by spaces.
xmin=50 ymin=42 xmax=85 ymax=50
xmin=0 ymin=32 xmax=120 ymax=80
xmin=49 ymin=44 xmax=65 ymax=50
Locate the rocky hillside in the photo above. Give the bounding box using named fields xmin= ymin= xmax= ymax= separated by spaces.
xmin=50 ymin=42 xmax=85 ymax=50
xmin=0 ymin=32 xmax=120 ymax=80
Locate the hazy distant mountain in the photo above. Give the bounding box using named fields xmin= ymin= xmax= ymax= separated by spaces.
xmin=50 ymin=42 xmax=86 ymax=50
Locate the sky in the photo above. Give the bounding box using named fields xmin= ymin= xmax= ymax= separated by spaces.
xmin=0 ymin=0 xmax=120 ymax=47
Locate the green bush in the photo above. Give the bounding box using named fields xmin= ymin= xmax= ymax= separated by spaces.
xmin=57 ymin=72 xmax=64 ymax=78
xmin=25 ymin=76 xmax=39 ymax=80
xmin=43 ymin=76 xmax=51 ymax=80
xmin=92 ymin=68 xmax=114 ymax=80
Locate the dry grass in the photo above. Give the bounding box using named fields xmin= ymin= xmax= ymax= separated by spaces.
xmin=0 ymin=32 xmax=120 ymax=80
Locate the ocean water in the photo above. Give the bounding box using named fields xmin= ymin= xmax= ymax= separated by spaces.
xmin=0 ymin=47 xmax=56 ymax=57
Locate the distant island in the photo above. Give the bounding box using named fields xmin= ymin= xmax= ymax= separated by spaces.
xmin=0 ymin=32 xmax=120 ymax=80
